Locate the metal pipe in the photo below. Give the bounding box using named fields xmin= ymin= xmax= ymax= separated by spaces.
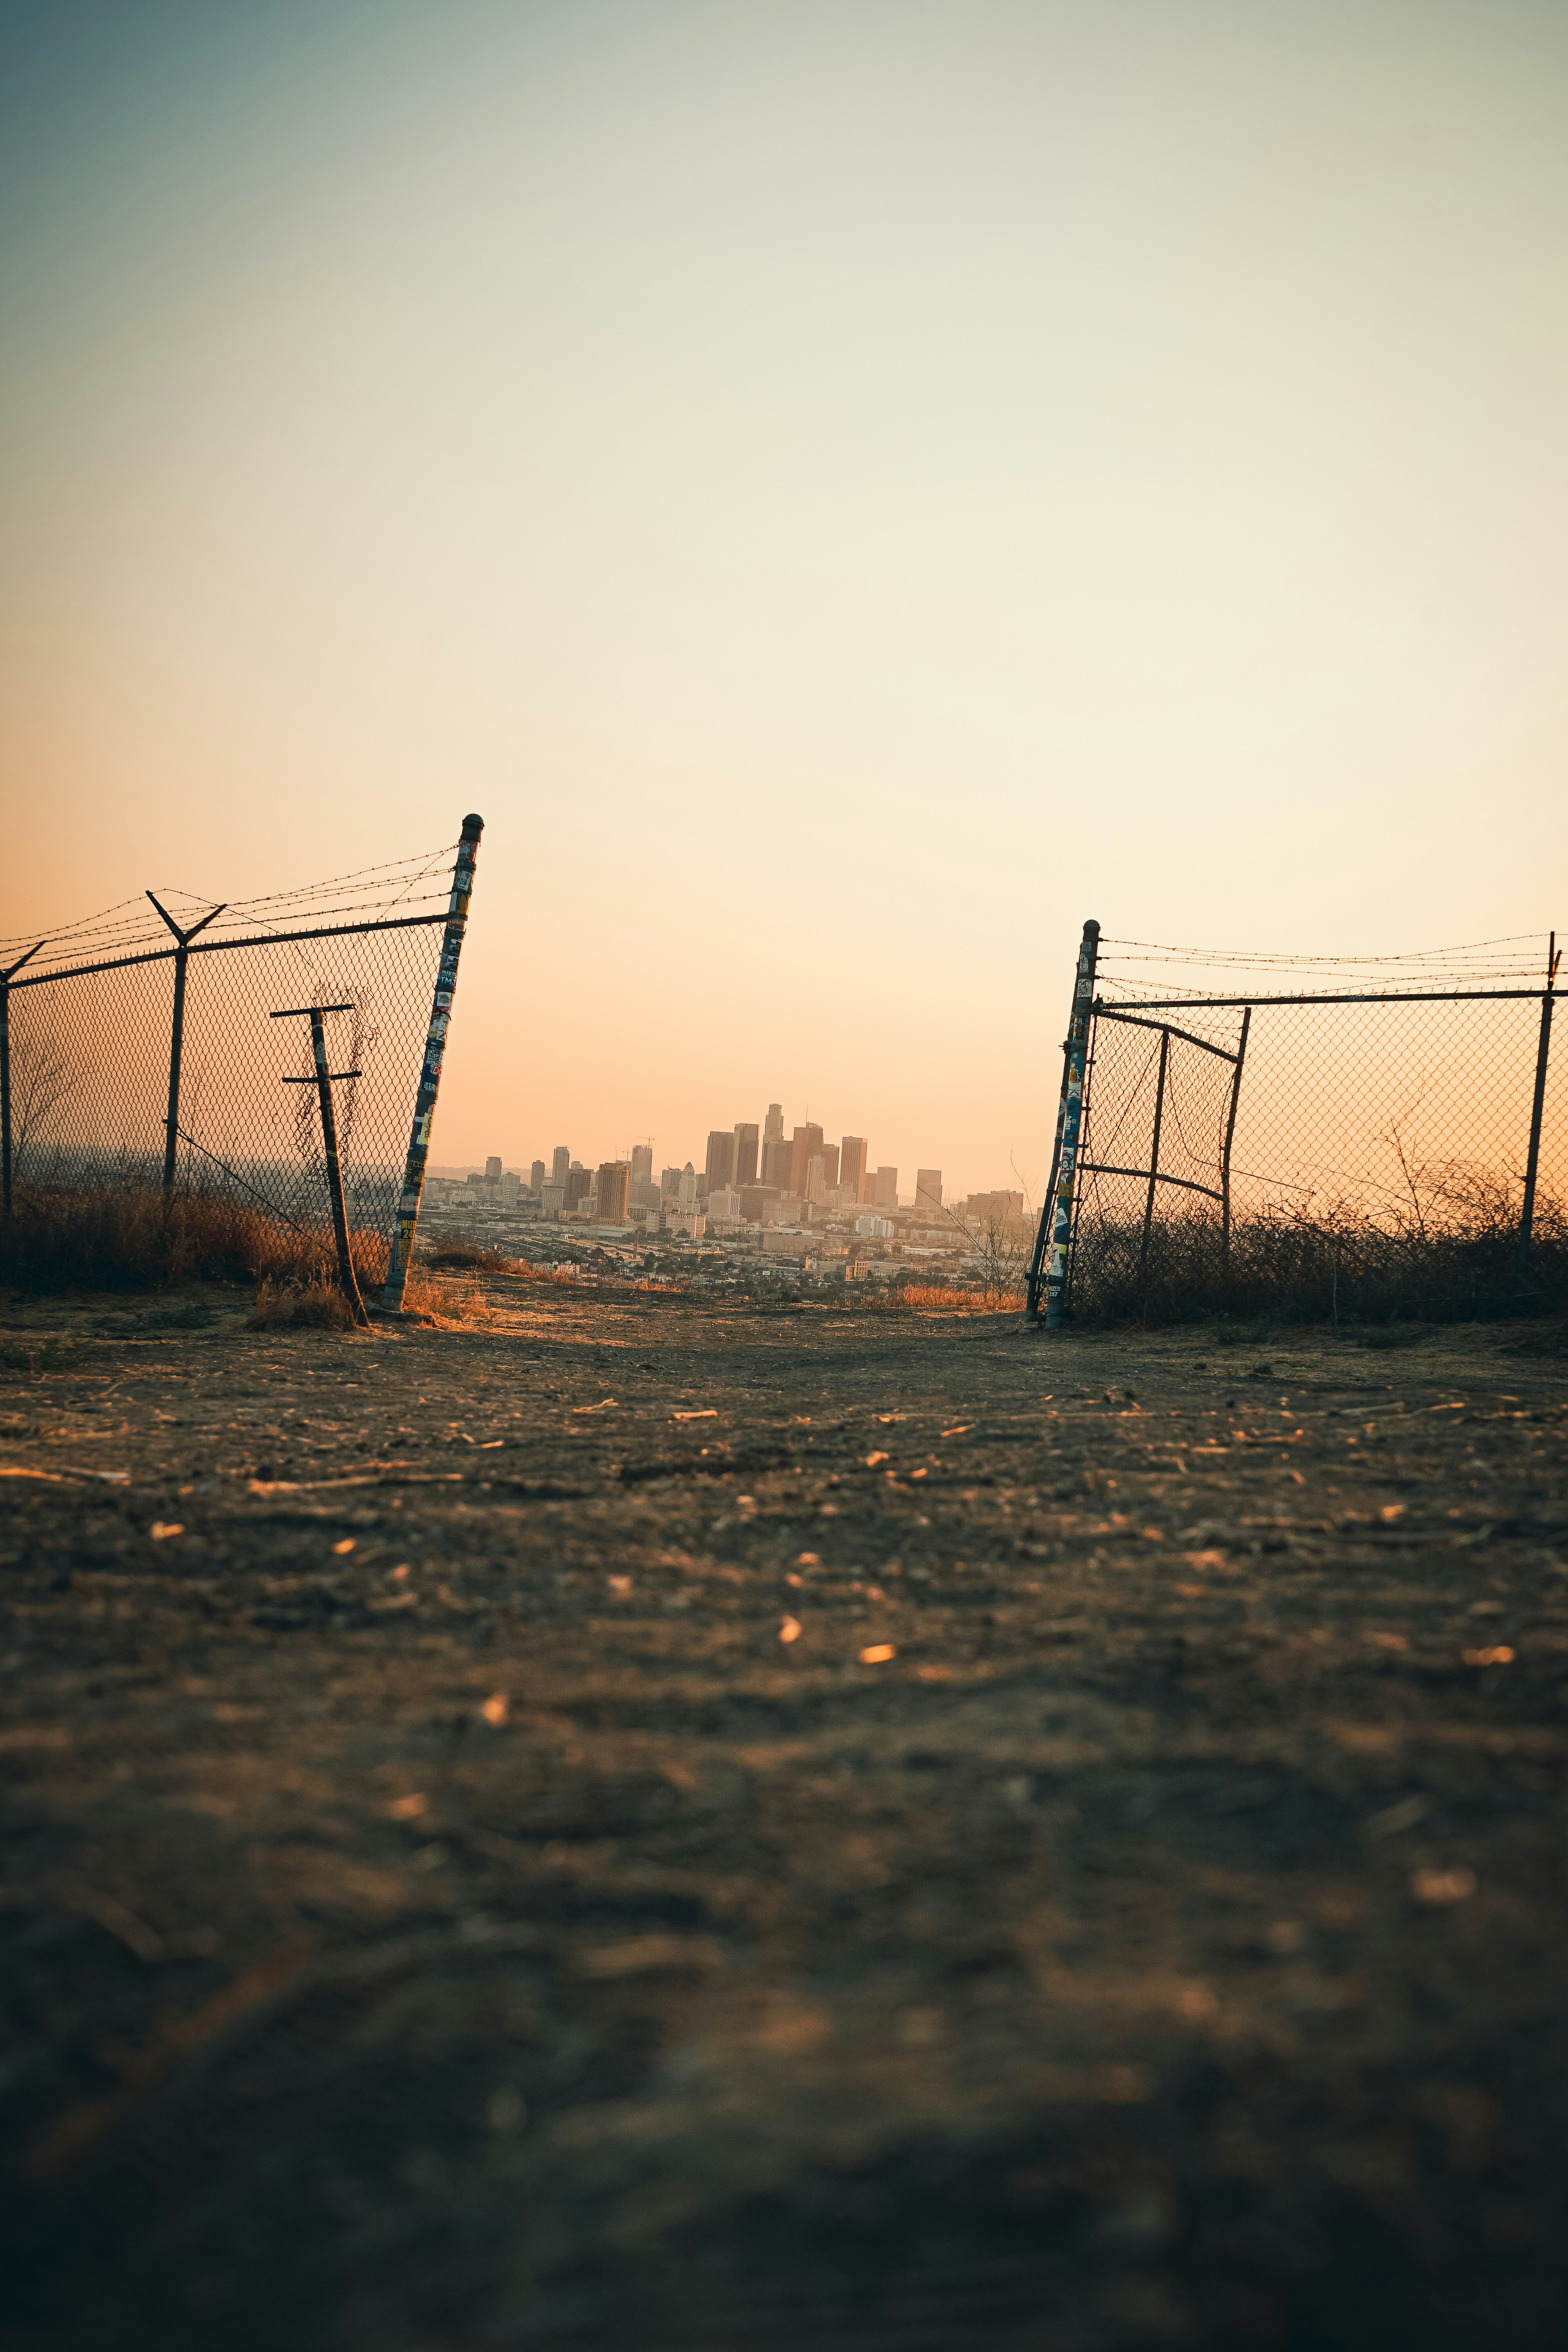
xmin=1094 ymin=1007 xmax=1243 ymax=1063
xmin=163 ymin=946 xmax=187 ymax=1194
xmin=1039 ymin=919 xmax=1101 ymax=1329
xmin=1138 ymin=1028 xmax=1169 ymax=1289
xmin=381 ymin=815 xmax=485 ymax=1314
xmin=1221 ymin=1005 xmax=1252 ymax=1261
xmin=9 ymin=909 xmax=448 ymax=995
xmin=1 ymin=944 xmax=43 ymax=1214
xmin=1080 ymin=986 xmax=1549 ymax=1011
xmin=1 ymin=980 xmax=9 ymax=1218
xmin=1517 ymin=931 xmax=1559 ymax=1274
xmin=1076 ymin=1164 xmax=1223 ymax=1203
xmin=146 ymin=895 xmax=224 ymax=1197
xmin=309 ymin=1008 xmax=369 ymax=1326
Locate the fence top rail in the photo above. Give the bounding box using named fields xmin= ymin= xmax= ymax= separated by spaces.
xmin=1094 ymin=1007 xmax=1241 ymax=1062
xmin=6 ymin=909 xmax=449 ymax=992
xmin=1097 ymin=985 xmax=1554 ymax=1012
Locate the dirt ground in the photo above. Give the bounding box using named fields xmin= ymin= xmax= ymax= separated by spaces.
xmin=1 ymin=1278 xmax=1565 ymax=2350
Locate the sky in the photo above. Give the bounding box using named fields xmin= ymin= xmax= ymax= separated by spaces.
xmin=2 ymin=0 xmax=1565 ymax=1198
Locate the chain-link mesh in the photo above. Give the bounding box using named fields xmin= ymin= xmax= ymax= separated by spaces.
xmin=2 ymin=847 xmax=456 ymax=1249
xmin=1053 ymin=931 xmax=1563 ymax=1323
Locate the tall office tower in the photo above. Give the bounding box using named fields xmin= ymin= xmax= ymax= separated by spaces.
xmin=789 ymin=1123 xmax=824 ymax=1195
xmin=732 ymin=1122 xmax=759 ymax=1186
xmin=530 ymin=1160 xmax=546 ymax=1192
xmin=840 ymin=1136 xmax=869 ymax=1202
xmin=819 ymin=1142 xmax=840 ymax=1192
xmin=761 ymin=1132 xmax=793 ymax=1187
xmin=564 ymin=1168 xmax=592 ymax=1212
xmin=804 ymin=1154 xmax=828 ymax=1203
xmin=677 ymin=1163 xmax=697 ymax=1208
xmin=485 ymin=1156 xmax=502 ymax=1181
xmin=764 ymin=1102 xmax=784 ymax=1148
xmin=630 ymin=1144 xmax=653 ymax=1186
xmin=705 ymin=1130 xmax=736 ymax=1190
xmin=661 ymin=1165 xmax=682 ymax=1195
xmin=915 ymin=1169 xmax=943 ymax=1212
xmin=874 ymin=1165 xmax=898 ymax=1209
xmin=552 ymin=1145 xmax=570 ymax=1189
xmin=595 ymin=1162 xmax=631 ymax=1223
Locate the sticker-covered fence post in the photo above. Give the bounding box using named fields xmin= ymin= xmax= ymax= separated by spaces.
xmin=380 ymin=815 xmax=485 ymax=1314
xmin=1025 ymin=918 xmax=1100 ymax=1327
xmin=1 ymin=943 xmax=44 ymax=1215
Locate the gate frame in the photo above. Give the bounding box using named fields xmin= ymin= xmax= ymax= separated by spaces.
xmin=1027 ymin=926 xmax=1559 ymax=1325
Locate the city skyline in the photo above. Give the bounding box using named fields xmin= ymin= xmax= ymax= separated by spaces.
xmin=4 ymin=2 xmax=1562 ymax=1210
xmin=429 ymin=1103 xmax=973 ymax=1214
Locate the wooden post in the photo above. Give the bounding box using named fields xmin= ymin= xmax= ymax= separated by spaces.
xmin=381 ymin=815 xmax=485 ymax=1314
xmin=274 ymin=1000 xmax=369 ymax=1327
xmin=1517 ymin=931 xmax=1559 ymax=1274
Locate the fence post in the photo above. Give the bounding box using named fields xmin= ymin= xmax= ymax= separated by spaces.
xmin=1024 ymin=1035 xmax=1071 ymax=1320
xmin=1138 ymin=1027 xmax=1170 ymax=1289
xmin=380 ymin=815 xmax=485 ymax=1314
xmin=1517 ymin=931 xmax=1559 ymax=1274
xmin=147 ymin=895 xmax=225 ymax=1196
xmin=1 ymin=944 xmax=44 ymax=1216
xmin=1025 ymin=919 xmax=1100 ymax=1328
xmin=1220 ymin=1005 xmax=1251 ymax=1263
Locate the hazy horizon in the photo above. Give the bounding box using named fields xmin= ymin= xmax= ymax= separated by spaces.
xmin=4 ymin=0 xmax=1565 ymax=1199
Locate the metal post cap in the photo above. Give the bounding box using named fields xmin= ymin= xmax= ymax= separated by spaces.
xmin=461 ymin=814 xmax=485 ymax=838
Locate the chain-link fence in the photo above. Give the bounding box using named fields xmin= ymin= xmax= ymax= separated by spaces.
xmin=0 ymin=837 xmax=473 ymax=1289
xmin=1027 ymin=928 xmax=1564 ymax=1325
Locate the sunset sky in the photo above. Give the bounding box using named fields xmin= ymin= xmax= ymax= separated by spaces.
xmin=3 ymin=0 xmax=1565 ymax=1197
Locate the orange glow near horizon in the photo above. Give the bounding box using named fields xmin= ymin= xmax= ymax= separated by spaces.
xmin=2 ymin=2 xmax=1565 ymax=1199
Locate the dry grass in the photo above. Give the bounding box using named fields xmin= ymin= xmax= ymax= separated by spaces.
xmin=0 ymin=1186 xmax=544 ymax=1337
xmin=1065 ymin=1183 xmax=1568 ymax=1328
xmin=0 ymin=1186 xmax=379 ymax=1295
xmin=862 ymin=1279 xmax=1026 ymax=1313
xmin=422 ymin=1243 xmax=518 ymax=1273
xmin=247 ymin=1277 xmax=361 ymax=1332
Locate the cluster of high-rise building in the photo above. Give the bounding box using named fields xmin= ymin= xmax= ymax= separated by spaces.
xmin=419 ymin=1106 xmax=1023 ymax=1263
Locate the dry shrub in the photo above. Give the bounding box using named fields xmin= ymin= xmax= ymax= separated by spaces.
xmin=247 ymin=1278 xmax=358 ymax=1332
xmin=0 ymin=1184 xmax=390 ymax=1299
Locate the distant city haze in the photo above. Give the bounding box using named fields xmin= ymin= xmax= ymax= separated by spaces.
xmin=2 ymin=2 xmax=1564 ymax=1197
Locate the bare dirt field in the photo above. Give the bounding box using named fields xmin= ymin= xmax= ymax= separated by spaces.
xmin=2 ymin=1279 xmax=1566 ymax=2349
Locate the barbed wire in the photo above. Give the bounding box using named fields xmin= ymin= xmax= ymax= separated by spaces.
xmin=2 ymin=844 xmax=457 ymax=976
xmin=1096 ymin=929 xmax=1555 ymax=998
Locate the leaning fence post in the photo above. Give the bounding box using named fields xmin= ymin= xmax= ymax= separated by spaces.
xmin=1517 ymin=931 xmax=1559 ymax=1274
xmin=147 ymin=895 xmax=225 ymax=1195
xmin=1 ymin=944 xmax=44 ymax=1216
xmin=1025 ymin=918 xmax=1100 ymax=1328
xmin=380 ymin=814 xmax=485 ymax=1314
